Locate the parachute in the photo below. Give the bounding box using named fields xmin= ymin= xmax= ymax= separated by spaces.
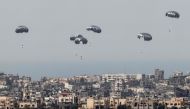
xmin=70 ymin=34 xmax=87 ymax=61
xmin=70 ymin=36 xmax=76 ymax=41
xmin=81 ymin=37 xmax=88 ymax=44
xmin=70 ymin=34 xmax=88 ymax=44
xmin=86 ymin=25 xmax=101 ymax=33
xmin=75 ymin=38 xmax=81 ymax=44
xmin=15 ymin=25 xmax=29 ymax=48
xmin=137 ymin=33 xmax=152 ymax=41
xmin=15 ymin=26 xmax=29 ymax=33
xmin=165 ymin=11 xmax=180 ymax=32
xmin=166 ymin=11 xmax=180 ymax=18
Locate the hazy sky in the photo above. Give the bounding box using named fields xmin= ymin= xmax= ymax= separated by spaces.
xmin=0 ymin=0 xmax=189 ymax=80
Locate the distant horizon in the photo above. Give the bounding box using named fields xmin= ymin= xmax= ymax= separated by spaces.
xmin=0 ymin=60 xmax=189 ymax=80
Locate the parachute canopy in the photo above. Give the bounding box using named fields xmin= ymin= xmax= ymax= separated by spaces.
xmin=70 ymin=36 xmax=76 ymax=41
xmin=75 ymin=38 xmax=81 ymax=44
xmin=137 ymin=33 xmax=152 ymax=41
xmin=81 ymin=37 xmax=88 ymax=44
xmin=166 ymin=11 xmax=180 ymax=18
xmin=70 ymin=34 xmax=88 ymax=44
xmin=15 ymin=26 xmax=29 ymax=33
xmin=86 ymin=25 xmax=101 ymax=33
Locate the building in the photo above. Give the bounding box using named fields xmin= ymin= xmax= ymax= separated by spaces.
xmin=173 ymin=71 xmax=183 ymax=77
xmin=58 ymin=90 xmax=78 ymax=109
xmin=19 ymin=101 xmax=37 ymax=109
xmin=113 ymin=79 xmax=125 ymax=91
xmin=131 ymin=98 xmax=155 ymax=109
xmin=0 ymin=96 xmax=15 ymax=109
xmin=154 ymin=69 xmax=164 ymax=81
xmin=109 ymin=97 xmax=130 ymax=109
xmin=64 ymin=82 xmax=73 ymax=91
xmin=87 ymin=97 xmax=107 ymax=109
xmin=160 ymin=97 xmax=188 ymax=108
xmin=102 ymin=74 xmax=145 ymax=83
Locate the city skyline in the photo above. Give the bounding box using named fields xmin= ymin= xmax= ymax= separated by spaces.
xmin=0 ymin=60 xmax=189 ymax=80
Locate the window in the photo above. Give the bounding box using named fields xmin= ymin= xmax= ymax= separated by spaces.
xmin=134 ymin=103 xmax=137 ymax=107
